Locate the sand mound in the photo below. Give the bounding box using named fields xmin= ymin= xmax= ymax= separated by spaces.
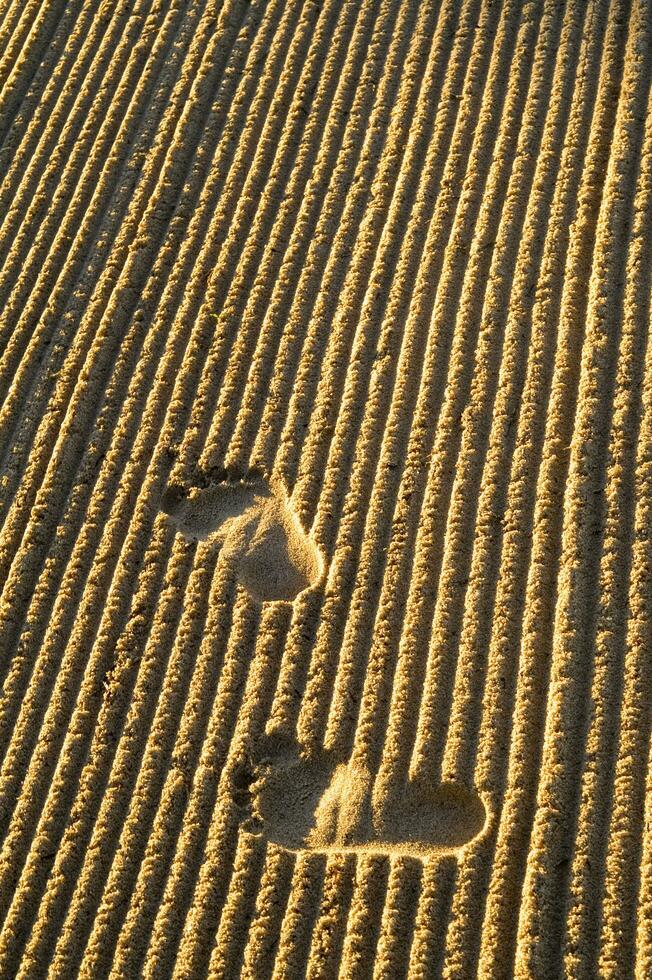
xmin=0 ymin=0 xmax=650 ymax=976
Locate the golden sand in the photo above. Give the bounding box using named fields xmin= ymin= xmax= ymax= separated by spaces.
xmin=0 ymin=0 xmax=650 ymax=976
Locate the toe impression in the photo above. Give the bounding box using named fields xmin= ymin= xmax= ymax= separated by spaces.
xmin=160 ymin=471 xmax=324 ymax=602
xmin=250 ymin=738 xmax=488 ymax=860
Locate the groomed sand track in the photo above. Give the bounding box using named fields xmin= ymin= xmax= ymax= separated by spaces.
xmin=0 ymin=0 xmax=651 ymax=976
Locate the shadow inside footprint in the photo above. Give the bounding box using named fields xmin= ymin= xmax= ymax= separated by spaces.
xmin=160 ymin=471 xmax=324 ymax=603
xmin=250 ymin=735 xmax=487 ymax=859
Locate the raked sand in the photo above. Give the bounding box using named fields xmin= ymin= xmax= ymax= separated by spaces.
xmin=0 ymin=0 xmax=651 ymax=976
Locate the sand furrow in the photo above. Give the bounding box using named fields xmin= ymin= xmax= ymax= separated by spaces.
xmin=0 ymin=0 xmax=159 ymax=312
xmin=0 ymin=57 xmax=283 ymax=930
xmin=249 ymin=0 xmax=403 ymax=478
xmin=478 ymin=3 xmax=631 ymax=974
xmin=0 ymin=3 xmax=272 ymax=952
xmin=0 ymin=0 xmax=240 ymax=579
xmin=338 ymin=854 xmax=389 ymax=977
xmin=317 ymin=0 xmax=485 ymax=762
xmin=0 ymin=0 xmax=284 ymax=755
xmin=0 ymin=0 xmax=120 ymax=222
xmin=200 ymin=0 xmax=380 ymax=471
xmin=219 ymin=0 xmax=387 ymax=472
xmin=0 ymin=0 xmax=268 ymax=689
xmin=561 ymin=66 xmax=652 ymax=979
xmin=269 ymin=854 xmax=326 ymax=978
xmin=305 ymin=854 xmax=356 ymax=979
xmin=0 ymin=1 xmax=189 ymax=406
xmin=443 ymin=0 xmax=613 ymax=973
xmin=207 ymin=832 xmax=269 ymax=980
xmin=0 ymin=0 xmax=191 ymax=492
xmin=597 ymin=102 xmax=652 ymax=972
xmin=0 ymin=0 xmax=87 ymax=153
xmin=360 ymin=0 xmax=529 ymax=814
xmin=239 ymin=848 xmax=295 ymax=979
xmin=411 ymin=0 xmax=560 ymax=793
xmin=516 ymin=1 xmax=652 ymax=974
xmin=168 ymin=0 xmax=345 ymax=482
xmin=0 ymin=0 xmax=648 ymax=975
xmin=0 ymin=0 xmax=50 ymax=94
xmin=372 ymin=859 xmax=422 ymax=979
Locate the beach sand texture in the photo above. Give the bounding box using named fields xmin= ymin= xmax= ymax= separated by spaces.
xmin=0 ymin=0 xmax=651 ymax=976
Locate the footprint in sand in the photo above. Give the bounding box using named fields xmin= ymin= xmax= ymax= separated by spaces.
xmin=160 ymin=469 xmax=324 ymax=603
xmin=243 ymin=733 xmax=487 ymax=859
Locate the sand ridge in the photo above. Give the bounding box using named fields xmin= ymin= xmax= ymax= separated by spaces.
xmin=0 ymin=0 xmax=650 ymax=976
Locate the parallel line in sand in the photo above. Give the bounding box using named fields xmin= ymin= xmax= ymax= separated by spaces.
xmin=144 ymin=0 xmax=402 ymax=964
xmin=275 ymin=0 xmax=439 ymax=530
xmin=635 ymin=738 xmax=652 ymax=979
xmin=209 ymin=0 xmax=388 ymax=471
xmin=0 ymin=0 xmax=157 ymax=316
xmin=0 ymin=0 xmax=649 ymax=975
xmin=171 ymin=5 xmax=428 ymax=764
xmin=407 ymin=859 xmax=458 ymax=978
xmin=0 ymin=0 xmax=206 ymax=574
xmin=478 ymin=0 xmax=629 ymax=972
xmin=204 ymin=831 xmax=269 ymax=979
xmin=162 ymin=600 xmax=281 ymax=979
xmin=13 ymin=523 xmax=189 ymax=980
xmin=441 ymin=0 xmax=613 ymax=975
xmin=0 ymin=0 xmax=117 ymax=367
xmin=0 ymin=0 xmax=262 ymax=794
xmin=144 ymin=602 xmax=286 ymax=978
xmin=270 ymin=0 xmax=457 ymax=745
xmin=598 ymin=91 xmax=652 ymax=970
xmin=4 ymin=0 xmax=308 ymax=968
xmin=0 ymin=0 xmax=189 ymax=519
xmin=0 ymin=0 xmax=253 ymax=665
xmin=263 ymin=0 xmax=421 ymax=496
xmin=0 ymin=0 xmax=111 ymax=226
xmin=267 ymin=0 xmax=505 ymax=744
xmin=311 ymin=0 xmax=485 ymax=758
xmin=0 ymin=0 xmax=262 ymax=964
xmin=368 ymin=0 xmax=530 ymax=822
xmin=0 ymin=0 xmax=87 ymax=152
xmin=289 ymin=0 xmax=449 ymax=545
xmin=268 ymin=854 xmax=327 ymax=979
xmin=304 ymin=853 xmax=356 ymax=980
xmin=320 ymin=0 xmax=506 ymax=764
xmin=75 ymin=552 xmax=229 ymax=979
xmin=0 ymin=0 xmax=32 ymax=65
xmin=248 ymin=0 xmax=404 ymax=480
xmin=47 ymin=536 xmax=197 ymax=977
xmin=264 ymin=0 xmax=433 ymax=742
xmin=331 ymin=0 xmax=539 ymax=842
xmin=410 ymin=0 xmax=562 ymax=795
xmin=372 ymin=859 xmax=422 ymax=980
xmin=0 ymin=5 xmax=298 ymax=964
xmin=342 ymin=0 xmax=554 ymax=964
xmin=0 ymin=0 xmax=177 ymax=438
xmin=337 ymin=854 xmax=389 ymax=977
xmin=168 ymin=0 xmax=372 ymax=487
xmin=58 ymin=0 xmax=376 ymax=964
xmin=239 ymin=848 xmax=296 ymax=979
xmin=0 ymin=0 xmax=283 ymax=703
xmin=516 ymin=0 xmax=651 ymax=973
xmin=0 ymin=0 xmax=52 ymax=93
xmin=561 ymin=51 xmax=652 ymax=980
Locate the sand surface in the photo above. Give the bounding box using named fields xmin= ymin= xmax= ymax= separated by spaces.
xmin=0 ymin=0 xmax=651 ymax=976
